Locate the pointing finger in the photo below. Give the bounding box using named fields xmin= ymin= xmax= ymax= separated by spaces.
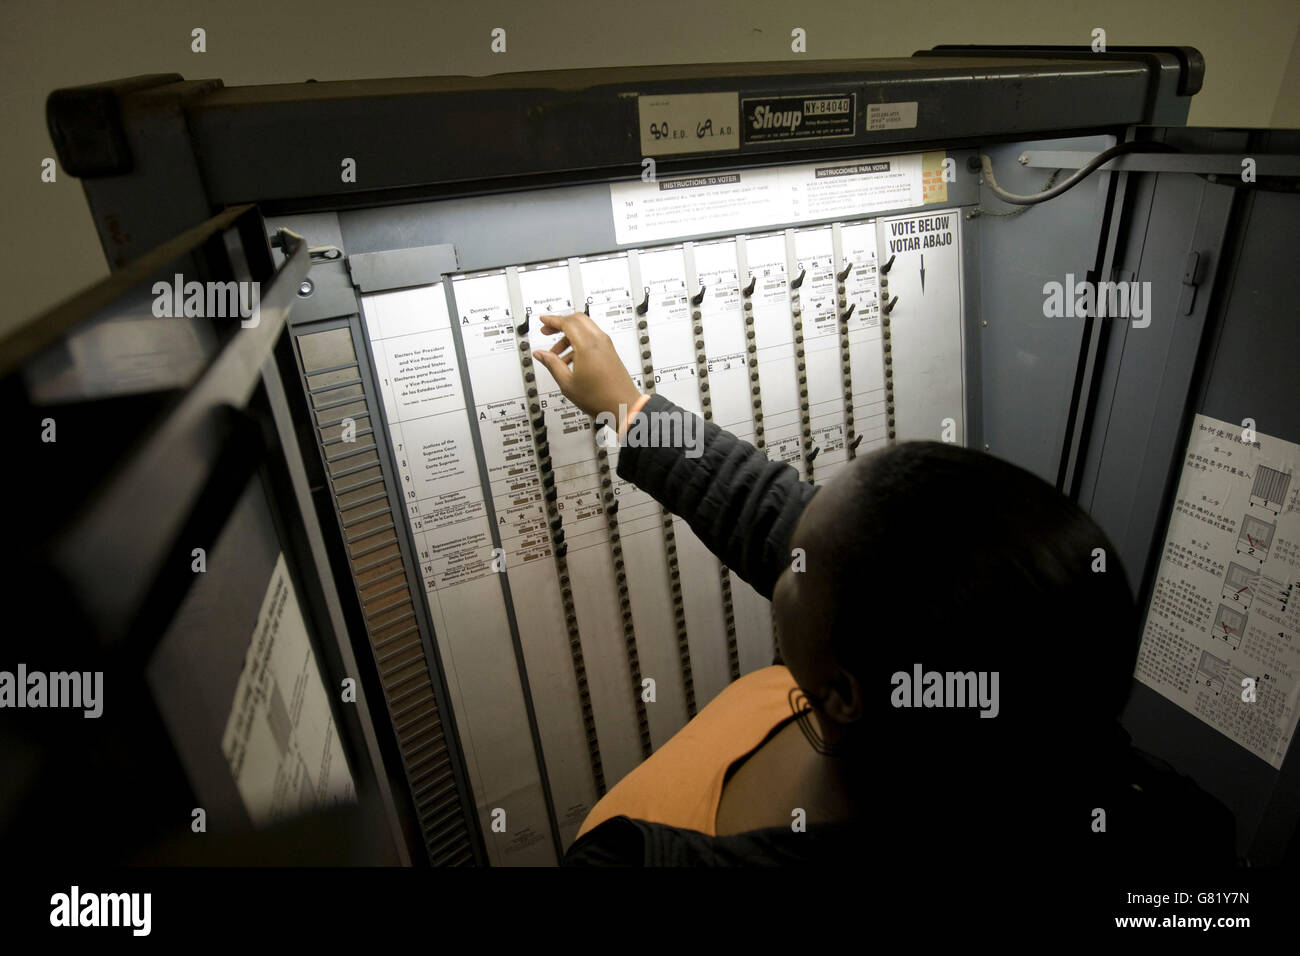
xmin=533 ymin=349 xmax=571 ymax=387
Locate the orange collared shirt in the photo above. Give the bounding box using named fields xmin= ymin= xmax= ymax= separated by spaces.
xmin=576 ymin=665 xmax=800 ymax=838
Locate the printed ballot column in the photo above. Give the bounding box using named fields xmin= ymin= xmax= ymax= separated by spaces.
xmin=791 ymin=226 xmax=850 ymax=483
xmin=365 ymin=283 xmax=555 ymax=865
xmin=636 ymin=245 xmax=733 ymax=707
xmin=513 ymin=262 xmax=644 ymax=790
xmin=837 ymin=221 xmax=891 ymax=456
xmin=580 ymin=253 xmax=692 ymax=749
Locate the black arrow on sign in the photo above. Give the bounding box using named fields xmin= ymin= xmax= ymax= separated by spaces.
xmin=919 ymin=254 xmax=926 ymax=293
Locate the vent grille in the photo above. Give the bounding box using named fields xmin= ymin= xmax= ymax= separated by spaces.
xmin=296 ymin=325 xmax=475 ymax=866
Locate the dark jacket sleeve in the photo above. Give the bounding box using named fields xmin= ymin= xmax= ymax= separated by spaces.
xmin=562 ymin=815 xmax=861 ymax=866
xmin=615 ymin=393 xmax=818 ymax=600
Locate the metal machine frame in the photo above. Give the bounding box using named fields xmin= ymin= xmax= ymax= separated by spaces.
xmin=34 ymin=45 xmax=1300 ymax=864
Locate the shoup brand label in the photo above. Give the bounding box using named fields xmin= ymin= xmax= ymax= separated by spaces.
xmin=741 ymin=92 xmax=856 ymax=145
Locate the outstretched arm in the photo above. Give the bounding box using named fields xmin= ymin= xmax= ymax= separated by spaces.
xmin=615 ymin=393 xmax=816 ymax=599
xmin=533 ymin=312 xmax=817 ymax=599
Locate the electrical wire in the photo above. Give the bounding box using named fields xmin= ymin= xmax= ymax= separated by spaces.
xmin=979 ymin=140 xmax=1181 ymax=206
xmin=968 ymin=169 xmax=1060 ymax=220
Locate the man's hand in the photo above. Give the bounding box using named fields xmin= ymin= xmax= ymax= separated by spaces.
xmin=532 ymin=312 xmax=644 ymax=424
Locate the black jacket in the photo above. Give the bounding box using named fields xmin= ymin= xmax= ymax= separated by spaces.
xmin=611 ymin=393 xmax=817 ymax=601
xmin=564 ymin=395 xmax=1238 ymax=868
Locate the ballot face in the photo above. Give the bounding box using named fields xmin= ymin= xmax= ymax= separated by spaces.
xmin=361 ymin=212 xmax=964 ymax=863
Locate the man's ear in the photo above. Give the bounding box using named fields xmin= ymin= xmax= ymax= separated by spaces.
xmin=820 ymin=667 xmax=864 ymax=726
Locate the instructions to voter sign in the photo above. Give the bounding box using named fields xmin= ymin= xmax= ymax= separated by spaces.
xmin=1136 ymin=414 xmax=1300 ymax=768
xmin=610 ymin=153 xmax=939 ymax=244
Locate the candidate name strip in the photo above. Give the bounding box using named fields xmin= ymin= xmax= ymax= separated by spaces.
xmin=447 ymin=268 xmax=603 ymax=850
xmin=635 ymin=245 xmax=734 ymax=707
xmin=513 ymin=261 xmax=646 ymax=790
xmin=837 ymin=220 xmax=891 ymax=455
xmin=686 ymin=238 xmax=776 ymax=678
xmin=363 ymin=283 xmax=554 ymax=865
xmin=790 ymin=226 xmax=850 ymax=484
xmin=579 ymin=252 xmax=693 ymax=748
xmin=740 ymin=232 xmax=805 ymax=479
